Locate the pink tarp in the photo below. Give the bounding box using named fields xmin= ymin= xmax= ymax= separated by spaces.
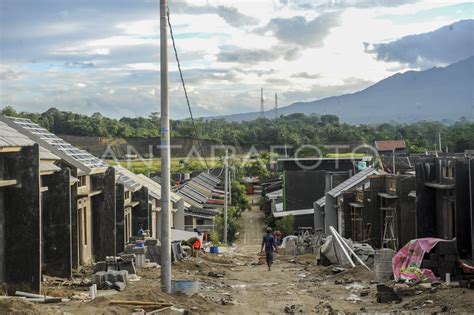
xmin=392 ymin=238 xmax=446 ymax=281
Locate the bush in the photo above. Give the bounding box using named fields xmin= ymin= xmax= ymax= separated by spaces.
xmin=275 ymin=215 xmax=294 ymax=237
xmin=231 ymin=180 xmax=250 ymax=211
xmin=213 ymin=207 xmax=241 ymax=244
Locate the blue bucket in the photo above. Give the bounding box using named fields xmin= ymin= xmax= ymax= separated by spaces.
xmin=210 ymin=246 xmax=219 ymax=254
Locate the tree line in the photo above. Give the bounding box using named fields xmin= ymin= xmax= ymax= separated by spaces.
xmin=2 ymin=106 xmax=473 ymax=153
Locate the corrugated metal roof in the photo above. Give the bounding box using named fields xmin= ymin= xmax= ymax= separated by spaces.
xmin=198 ymin=172 xmax=221 ymax=185
xmin=0 ymin=121 xmax=35 ymax=147
xmin=326 ymin=167 xmax=380 ymax=198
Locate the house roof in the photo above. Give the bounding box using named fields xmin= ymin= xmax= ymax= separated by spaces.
xmin=0 ymin=121 xmax=35 ymax=148
xmin=278 ymin=156 xmax=370 ymax=162
xmin=39 ymin=146 xmax=60 ymax=160
xmin=40 ymin=162 xmax=61 ymax=173
xmin=114 ymin=165 xmax=143 ymax=192
xmin=266 ymin=189 xmax=282 ymax=199
xmin=273 ymin=208 xmax=314 ymax=217
xmin=326 ymin=167 xmax=380 ymax=198
xmin=113 ymin=166 xmax=160 ymax=200
xmin=375 ymin=140 xmax=406 ymax=151
xmin=1 ymin=116 xmax=108 ymax=174
xmin=137 ymin=174 xmax=187 ymax=206
xmin=314 ymin=197 xmax=325 ymax=208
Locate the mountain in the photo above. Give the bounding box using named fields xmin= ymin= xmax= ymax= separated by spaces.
xmin=209 ymin=56 xmax=474 ymax=124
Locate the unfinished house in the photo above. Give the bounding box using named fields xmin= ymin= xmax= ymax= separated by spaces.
xmin=115 ymin=167 xmax=146 ymax=253
xmin=176 ymin=172 xmax=225 ymax=209
xmin=39 ymin=146 xmax=74 ymax=279
xmin=1 ymin=116 xmax=116 ymax=266
xmin=275 ymin=157 xmax=371 ymax=230
xmin=175 ymin=172 xmax=221 ymax=232
xmin=314 ymin=167 xmax=380 ymax=235
xmin=0 ymin=122 xmax=41 ymax=293
xmin=136 ymin=174 xmax=185 ymax=236
xmin=341 ymin=174 xmax=416 ymax=250
xmin=416 ymin=157 xmax=474 ymax=258
xmin=114 ymin=166 xmax=195 ymax=240
xmin=375 ymin=140 xmax=407 ymax=156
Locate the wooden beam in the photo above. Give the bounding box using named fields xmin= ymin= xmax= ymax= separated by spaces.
xmin=0 ymin=179 xmax=18 ymax=187
xmin=0 ymin=147 xmax=21 ymax=153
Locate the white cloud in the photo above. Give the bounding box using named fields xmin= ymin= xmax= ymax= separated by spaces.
xmin=0 ymin=0 xmax=470 ymax=118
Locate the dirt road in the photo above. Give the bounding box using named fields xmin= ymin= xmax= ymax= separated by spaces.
xmin=238 ymin=196 xmax=265 ymax=248
xmin=3 ymin=200 xmax=474 ymax=314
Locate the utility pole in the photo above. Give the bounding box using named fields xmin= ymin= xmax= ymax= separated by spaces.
xmin=228 ymin=165 xmax=232 ymax=205
xmin=159 ymin=0 xmax=171 ymax=294
xmin=223 ymin=148 xmax=228 ymax=244
xmin=260 ymin=88 xmax=264 ymax=118
xmin=438 ymin=133 xmax=442 ymax=153
xmin=392 ymin=149 xmax=396 ymax=174
xmin=275 ymin=93 xmax=278 ymax=119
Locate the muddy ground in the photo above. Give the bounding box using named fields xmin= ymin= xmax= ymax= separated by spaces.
xmin=1 ymin=200 xmax=474 ymax=314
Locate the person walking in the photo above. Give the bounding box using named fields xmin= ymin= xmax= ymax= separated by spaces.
xmin=261 ymin=227 xmax=278 ymax=271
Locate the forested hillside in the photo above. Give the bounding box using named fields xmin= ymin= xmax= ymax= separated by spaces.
xmin=2 ymin=106 xmax=473 ymax=153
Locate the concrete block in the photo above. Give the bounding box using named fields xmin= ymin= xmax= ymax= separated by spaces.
xmin=93 ymin=261 xmax=107 ymax=273
xmin=125 ymin=244 xmax=135 ymax=254
xmin=105 ymin=271 xmax=118 ymax=283
xmin=120 ymin=253 xmax=136 ymax=262
xmin=113 ymin=281 xmax=126 ymax=291
xmin=119 ymin=260 xmax=136 ymax=275
xmin=116 ymin=270 xmax=129 ymax=284
xmin=92 ymin=271 xmax=106 ymax=285
xmin=132 ymin=247 xmax=146 ymax=254
xmin=145 ymin=238 xmax=158 ymax=246
xmin=135 ymin=253 xmax=146 ymax=268
xmin=102 ymin=281 xmax=113 ymax=290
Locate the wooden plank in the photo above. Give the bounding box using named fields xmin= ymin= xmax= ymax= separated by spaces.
xmin=0 ymin=147 xmax=22 ymax=153
xmin=0 ymin=179 xmax=18 ymax=187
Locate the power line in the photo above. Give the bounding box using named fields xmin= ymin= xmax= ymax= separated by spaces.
xmin=167 ymin=7 xmax=210 ymax=170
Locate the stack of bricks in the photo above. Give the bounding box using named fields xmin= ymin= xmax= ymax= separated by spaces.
xmin=92 ymin=269 xmax=129 ymax=291
xmin=421 ymin=240 xmax=459 ymax=280
xmin=93 ymin=255 xmax=136 ymax=275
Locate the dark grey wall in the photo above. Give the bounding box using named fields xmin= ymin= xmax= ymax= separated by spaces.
xmin=42 ymin=169 xmax=72 ymax=278
xmin=292 ymin=214 xmax=314 ymax=231
xmin=365 ymin=176 xmax=384 ymax=249
xmin=4 ymin=145 xmax=41 ymax=293
xmin=397 ymin=176 xmax=416 ymax=248
xmin=415 ymin=161 xmax=437 ymax=237
xmin=285 ymin=170 xmax=326 ymax=211
xmin=280 ymin=159 xmax=357 ymax=172
xmin=132 ymin=186 xmax=149 ymax=235
xmin=60 ymin=162 xmax=79 ymax=268
xmin=470 ymin=159 xmax=474 ymax=259
xmin=91 ymin=167 xmax=116 ymax=261
xmin=342 ymin=192 xmax=356 ymax=240
xmin=115 ymin=183 xmax=125 ymax=254
xmin=455 ymin=160 xmax=471 ymax=258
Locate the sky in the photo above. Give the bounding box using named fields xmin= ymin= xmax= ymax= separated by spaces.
xmin=0 ymin=0 xmax=473 ymax=119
